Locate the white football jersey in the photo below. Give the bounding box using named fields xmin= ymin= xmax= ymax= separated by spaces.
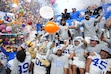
xmin=62 ymin=45 xmax=73 ymax=57
xmin=7 ymin=54 xmax=31 ymax=74
xmin=32 ymin=53 xmax=47 ymax=74
xmin=88 ymin=53 xmax=110 ymax=74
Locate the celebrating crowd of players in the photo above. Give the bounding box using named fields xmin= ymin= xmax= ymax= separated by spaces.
xmin=0 ymin=4 xmax=111 ymax=74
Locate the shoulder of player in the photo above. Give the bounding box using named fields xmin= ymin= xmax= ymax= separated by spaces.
xmin=88 ymin=52 xmax=100 ymax=59
xmin=8 ymin=59 xmax=14 ymax=64
xmin=49 ymin=53 xmax=55 ymax=56
xmin=7 ymin=59 xmax=15 ymax=68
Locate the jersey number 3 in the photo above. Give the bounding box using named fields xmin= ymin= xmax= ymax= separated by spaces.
xmin=18 ymin=63 xmax=29 ymax=74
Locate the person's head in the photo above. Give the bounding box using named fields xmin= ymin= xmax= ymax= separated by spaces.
xmin=16 ymin=50 xmax=26 ymax=62
xmin=53 ymin=45 xmax=63 ymax=56
xmin=64 ymin=8 xmax=67 ymax=13
xmin=73 ymin=37 xmax=83 ymax=46
xmin=72 ymin=8 xmax=76 ymax=13
xmin=73 ymin=36 xmax=83 ymax=46
xmin=12 ymin=46 xmax=18 ymax=52
xmin=60 ymin=19 xmax=66 ymax=26
xmin=100 ymin=47 xmax=111 ymax=59
xmin=93 ymin=4 xmax=97 ymax=9
xmin=40 ymin=26 xmax=44 ymax=31
xmin=90 ymin=36 xmax=99 ymax=47
xmin=74 ymin=40 xmax=80 ymax=46
xmin=6 ymin=45 xmax=12 ymax=52
xmin=56 ymin=49 xmax=62 ymax=56
xmin=87 ymin=6 xmax=91 ymax=11
xmin=38 ymin=46 xmax=47 ymax=55
xmin=85 ymin=14 xmax=90 ymax=20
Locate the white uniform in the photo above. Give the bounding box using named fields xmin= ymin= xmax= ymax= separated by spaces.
xmin=32 ymin=53 xmax=47 ymax=74
xmin=88 ymin=53 xmax=111 ymax=74
xmin=48 ymin=54 xmax=68 ymax=74
xmin=0 ymin=52 xmax=7 ymax=67
xmin=72 ymin=37 xmax=86 ymax=68
xmin=72 ymin=47 xmax=86 ymax=68
xmin=59 ymin=25 xmax=69 ymax=41
xmin=7 ymin=54 xmax=31 ymax=74
xmin=62 ymin=44 xmax=73 ymax=57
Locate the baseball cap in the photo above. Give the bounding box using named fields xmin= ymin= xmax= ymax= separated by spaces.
xmin=74 ymin=36 xmax=83 ymax=41
xmin=101 ymin=47 xmax=111 ymax=55
xmin=90 ymin=36 xmax=99 ymax=42
xmin=53 ymin=44 xmax=64 ymax=54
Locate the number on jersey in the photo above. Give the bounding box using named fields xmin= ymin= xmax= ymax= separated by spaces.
xmin=92 ymin=58 xmax=107 ymax=70
xmin=36 ymin=58 xmax=44 ymax=66
xmin=18 ymin=63 xmax=29 ymax=74
xmin=63 ymin=49 xmax=70 ymax=54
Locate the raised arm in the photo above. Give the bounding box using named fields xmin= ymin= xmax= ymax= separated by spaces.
xmin=61 ymin=40 xmax=69 ymax=52
xmin=68 ymin=20 xmax=80 ymax=29
xmin=100 ymin=32 xmax=111 ymax=46
xmin=106 ymin=17 xmax=111 ymax=28
xmin=95 ymin=14 xmax=104 ymax=23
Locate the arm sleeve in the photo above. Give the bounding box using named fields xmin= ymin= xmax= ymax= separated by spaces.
xmin=95 ymin=15 xmax=103 ymax=23
xmin=46 ymin=49 xmax=51 ymax=59
xmin=88 ymin=55 xmax=94 ymax=59
xmin=48 ymin=54 xmax=54 ymax=62
xmin=106 ymin=39 xmax=111 ymax=44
